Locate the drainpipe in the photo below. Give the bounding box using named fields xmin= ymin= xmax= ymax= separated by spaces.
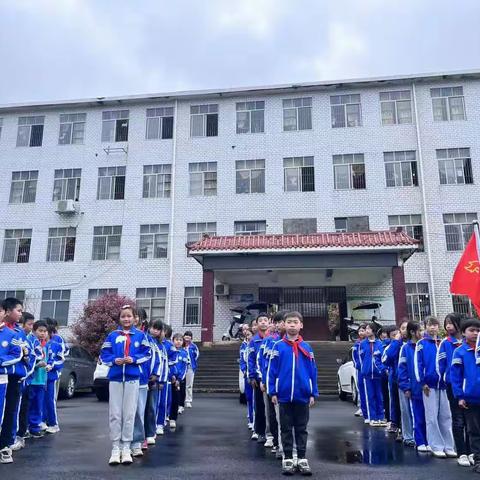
xmin=412 ymin=82 xmax=437 ymax=315
xmin=166 ymin=99 xmax=178 ymax=322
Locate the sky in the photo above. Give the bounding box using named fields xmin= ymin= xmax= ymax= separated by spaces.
xmin=0 ymin=0 xmax=479 ymax=104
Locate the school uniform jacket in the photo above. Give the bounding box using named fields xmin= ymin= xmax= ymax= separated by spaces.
xmin=6 ymin=325 xmax=31 ymax=379
xmin=0 ymin=325 xmax=23 ymax=375
xmin=414 ymin=335 xmax=445 ymax=389
xmin=25 ymin=333 xmax=43 ymax=385
xmin=259 ymin=333 xmax=281 ymax=383
xmin=140 ymin=334 xmax=163 ymax=387
xmin=352 ymin=340 xmax=362 ymax=372
xmin=267 ymin=338 xmax=319 ymax=403
xmin=359 ymin=338 xmax=386 ymax=379
xmin=438 ymin=336 xmax=462 ymax=385
xmin=169 ymin=348 xmax=189 ymax=382
xmin=450 ymin=340 xmax=480 ymax=405
xmin=247 ymin=332 xmax=266 ymax=382
xmin=100 ymin=327 xmax=151 ymax=382
xmin=46 ymin=339 xmax=66 ymax=381
xmin=186 ymin=343 xmax=200 ymax=372
xmin=398 ymin=341 xmax=423 ymax=399
xmin=239 ymin=341 xmax=248 ymax=376
xmin=382 ymin=339 xmax=404 ymax=383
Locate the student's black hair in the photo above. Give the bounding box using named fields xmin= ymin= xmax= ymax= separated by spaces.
xmin=44 ymin=317 xmax=58 ymax=334
xmin=256 ymin=312 xmax=270 ymax=321
xmin=358 ymin=323 xmax=368 ymax=330
xmin=173 ymin=332 xmax=184 ymax=341
xmin=366 ymin=322 xmax=378 ymax=333
xmin=137 ymin=308 xmax=148 ymax=322
xmin=424 ymin=315 xmax=440 ymax=328
xmin=284 ymin=311 xmax=303 ymax=322
xmin=460 ymin=318 xmax=480 ymax=333
xmin=21 ymin=312 xmax=35 ymax=324
xmin=33 ymin=320 xmax=48 ymax=331
xmin=47 ymin=324 xmax=57 ymax=336
xmin=183 ymin=330 xmax=193 ymax=337
xmin=444 ymin=313 xmax=462 ymax=333
xmin=406 ymin=321 xmax=421 ymax=340
xmin=164 ymin=324 xmax=173 ymax=339
xmin=150 ymin=320 xmax=164 ymax=331
xmin=272 ymin=310 xmax=288 ymax=324
xmin=1 ymin=297 xmax=23 ymax=312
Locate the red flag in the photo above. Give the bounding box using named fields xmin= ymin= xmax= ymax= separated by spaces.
xmin=450 ymin=224 xmax=480 ymax=316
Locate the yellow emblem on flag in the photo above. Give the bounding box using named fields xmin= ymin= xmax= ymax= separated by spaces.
xmin=464 ymin=261 xmax=480 ymax=274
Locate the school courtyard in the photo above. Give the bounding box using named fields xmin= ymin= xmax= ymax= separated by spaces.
xmin=6 ymin=393 xmax=475 ymax=479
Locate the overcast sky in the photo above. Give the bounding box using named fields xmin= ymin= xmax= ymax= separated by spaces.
xmin=1 ymin=0 xmax=479 ymax=104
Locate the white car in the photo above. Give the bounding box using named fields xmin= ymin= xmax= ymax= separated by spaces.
xmin=93 ymin=361 xmax=109 ymax=401
xmin=337 ymin=349 xmax=358 ymax=404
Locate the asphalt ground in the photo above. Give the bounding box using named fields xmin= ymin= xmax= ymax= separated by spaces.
xmin=4 ymin=393 xmax=477 ymax=480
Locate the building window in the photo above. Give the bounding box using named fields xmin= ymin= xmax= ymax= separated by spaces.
xmin=2 ymin=229 xmax=32 ymax=263
xmin=236 ymin=160 xmax=265 ymax=193
xmin=331 ymin=94 xmax=361 ymax=128
xmin=59 ymin=113 xmax=86 ymax=144
xmin=443 ymin=213 xmax=477 ymax=251
xmin=97 ymin=166 xmax=126 ymax=200
xmin=46 ymin=227 xmax=76 ymax=262
xmin=9 ymin=170 xmax=38 ymax=204
xmin=283 ymin=156 xmax=315 ymax=192
xmin=189 ymin=162 xmax=217 ymax=196
xmin=384 ymin=151 xmax=418 ymax=187
xmin=190 ymin=104 xmax=218 ymax=137
xmin=101 ymin=110 xmax=129 ymax=142
xmin=380 ymin=90 xmax=412 ymax=125
xmin=146 ymin=107 xmax=174 ymax=140
xmin=136 ymin=288 xmax=166 ymax=321
xmin=139 ymin=224 xmax=169 ymax=259
xmin=437 ymin=148 xmax=473 ymax=185
xmin=92 ymin=226 xmax=122 ymax=260
xmin=406 ymin=283 xmax=431 ymax=322
xmin=452 ymin=294 xmax=479 ymax=319
xmin=40 ymin=289 xmax=70 ymax=326
xmin=143 ymin=164 xmax=171 ymax=198
xmin=431 ymin=86 xmax=466 ymax=121
xmin=184 ymin=287 xmax=202 ymax=325
xmin=388 ymin=215 xmax=424 ymax=251
xmin=283 ymin=218 xmax=317 ymax=234
xmin=53 ymin=169 xmax=81 ymax=201
xmin=0 ymin=290 xmax=25 ymax=301
xmin=334 ymin=216 xmax=369 ymax=233
xmin=282 ymin=97 xmax=312 ymax=131
xmin=88 ymin=288 xmax=118 ymax=302
xmin=234 ymin=221 xmax=266 ymax=236
xmin=17 ymin=116 xmax=45 ymax=147
xmin=236 ymin=101 xmax=264 ymax=134
xmin=186 ymin=222 xmax=217 ymax=245
xmin=333 ymin=154 xmax=366 ymax=190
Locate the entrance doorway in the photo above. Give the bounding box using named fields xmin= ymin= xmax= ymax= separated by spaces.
xmin=258 ymin=287 xmax=347 ymax=340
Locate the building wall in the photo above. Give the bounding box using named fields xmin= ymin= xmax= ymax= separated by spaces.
xmin=0 ymin=75 xmax=478 ymax=337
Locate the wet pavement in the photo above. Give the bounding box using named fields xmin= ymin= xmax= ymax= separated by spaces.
xmin=4 ymin=393 xmax=476 ymax=479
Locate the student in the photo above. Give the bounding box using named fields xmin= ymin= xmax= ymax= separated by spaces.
xmin=183 ymin=331 xmax=199 ymax=408
xmin=0 ymin=301 xmax=23 ymax=464
xmin=268 ymin=311 xmax=318 ymax=476
xmin=450 ymin=318 xmax=480 ymax=473
xmin=168 ymin=333 xmax=189 ymax=430
xmin=248 ymin=313 xmax=271 ymax=442
xmin=439 ymin=313 xmax=471 ymax=467
xmin=352 ymin=324 xmax=368 ymax=421
xmin=100 ymin=305 xmax=151 ymax=466
xmin=359 ymin=323 xmax=386 ymax=427
xmin=157 ymin=324 xmax=175 ymax=434
xmin=240 ymin=329 xmax=254 ymax=430
xmin=379 ymin=326 xmax=392 ymax=426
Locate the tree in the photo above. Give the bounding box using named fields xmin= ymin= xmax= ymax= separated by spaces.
xmin=71 ymin=293 xmax=136 ymax=358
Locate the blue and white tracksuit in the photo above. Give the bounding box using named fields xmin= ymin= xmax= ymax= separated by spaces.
xmin=414 ymin=335 xmax=454 ymax=452
xmin=382 ymin=339 xmax=403 ymax=427
xmin=185 ymin=342 xmax=199 ymax=405
xmin=44 ymin=340 xmax=65 ymax=427
xmin=451 ymin=340 xmax=480 ymax=405
xmin=352 ymin=340 xmax=368 ymax=419
xmin=29 ymin=342 xmax=52 ymax=434
xmin=155 ymin=340 xmax=169 ymax=429
xmin=359 ymin=338 xmax=386 ymax=422
xmin=248 ymin=332 xmax=267 ymax=436
xmin=157 ymin=339 xmax=175 ymax=427
xmin=239 ymin=341 xmax=253 ymax=424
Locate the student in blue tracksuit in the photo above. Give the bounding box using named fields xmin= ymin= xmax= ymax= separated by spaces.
xmin=248 ymin=313 xmax=271 ymax=442
xmin=439 ymin=313 xmax=471 ymax=467
xmin=359 ymin=323 xmax=386 ymax=426
xmin=168 ymin=333 xmax=189 ymax=429
xmin=398 ymin=321 xmax=428 ymax=451
xmin=415 ymin=316 xmax=455 ymax=458
xmin=100 ymin=305 xmax=151 ymax=466
xmin=352 ymin=324 xmax=368 ymax=421
xmin=268 ymin=311 xmax=318 ymax=476
xmin=183 ymin=330 xmax=199 ymax=408
xmin=157 ymin=325 xmax=175 ymax=434
xmin=379 ymin=328 xmax=392 ymax=425
xmin=0 ymin=302 xmax=23 ymax=464
xmin=240 ymin=329 xmax=254 ymax=429
xmin=451 ymin=318 xmax=480 ymax=473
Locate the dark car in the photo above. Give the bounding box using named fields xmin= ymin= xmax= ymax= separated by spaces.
xmin=59 ymin=345 xmax=96 ymax=399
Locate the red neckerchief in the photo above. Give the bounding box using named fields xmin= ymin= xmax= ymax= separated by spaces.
xmin=5 ymin=322 xmax=15 ymax=331
xmin=258 ymin=331 xmax=266 ymax=340
xmin=282 ymin=336 xmax=310 ymax=359
xmin=467 ymin=341 xmax=476 ymax=350
xmin=119 ymin=330 xmax=132 ymax=356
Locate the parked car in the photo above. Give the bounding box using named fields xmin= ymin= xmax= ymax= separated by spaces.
xmin=59 ymin=344 xmax=96 ymax=399
xmin=336 ymin=349 xmax=358 ymax=404
xmin=93 ymin=360 xmax=110 ymax=401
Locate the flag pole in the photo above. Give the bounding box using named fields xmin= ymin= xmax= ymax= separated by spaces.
xmin=474 ymin=221 xmax=480 ymax=264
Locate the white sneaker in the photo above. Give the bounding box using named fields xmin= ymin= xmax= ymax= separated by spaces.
xmin=131 ymin=447 xmax=143 ymax=457
xmin=469 ymin=454 xmax=475 ymax=465
xmin=432 ymin=450 xmax=447 ymax=458
xmin=178 ymin=406 xmax=184 ymax=414
xmin=10 ymin=437 xmax=25 ymax=451
xmin=121 ymin=449 xmax=133 ymax=464
xmin=169 ymin=420 xmax=176 ymax=429
xmin=39 ymin=422 xmax=47 ymax=431
xmin=251 ymin=432 xmax=259 ymax=440
xmin=146 ymin=437 xmax=156 ymax=445
xmin=0 ymin=447 xmax=13 ymax=464
xmin=185 ymin=402 xmax=192 ymax=408
xmin=247 ymin=422 xmax=254 ymax=430
xmin=445 ymin=450 xmax=457 ymax=458
xmin=364 ymin=419 xmax=370 ymax=424
xmin=46 ymin=425 xmax=60 ymax=434
xmin=458 ymin=455 xmax=471 ymax=467
xmin=156 ymin=425 xmax=164 ymax=435
xmin=264 ymin=437 xmax=274 ymax=448
xmin=354 ymin=408 xmax=362 ymax=417
xmin=108 ymin=448 xmax=121 ymax=465
xmin=417 ymin=445 xmax=429 ymax=453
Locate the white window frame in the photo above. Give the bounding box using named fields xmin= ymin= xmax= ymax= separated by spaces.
xmin=334 ymin=216 xmax=370 ymax=233
xmin=101 ymin=110 xmax=129 ymax=142
xmin=47 ymin=227 xmax=76 ymax=262
xmin=92 ymin=226 xmax=122 ymax=261
xmin=234 ymin=221 xmax=266 ymax=236
xmin=136 ymin=287 xmax=167 ymax=321
xmin=40 ymin=289 xmax=71 ymax=326
xmin=379 ymin=90 xmax=412 ymax=125
xmin=53 ymin=168 xmax=81 ymax=201
xmin=145 ymin=107 xmax=174 ymax=140
xmin=190 ymin=104 xmax=218 ymax=137
xmin=16 ymin=116 xmax=45 ymax=147
xmin=330 ymin=94 xmax=362 ymax=128
xmin=186 ymin=222 xmax=217 ymax=245
xmin=283 ymin=156 xmax=315 ymax=192
xmin=2 ymin=229 xmax=32 ymax=263
xmin=184 ymin=287 xmax=202 ymax=325
xmin=236 ymin=101 xmax=265 ymax=134
xmin=235 ymin=159 xmax=265 ymax=194
xmin=333 ymin=154 xmax=366 ymax=190
xmin=0 ymin=290 xmax=25 ymax=301
xmin=139 ymin=224 xmax=169 ymax=259
xmin=143 ymin=164 xmax=171 ymax=198
xmin=431 ymin=86 xmax=466 ymax=121
xmin=282 ymin=97 xmax=312 ymax=131
xmin=9 ymin=170 xmax=38 ymax=204
xmin=88 ymin=288 xmax=118 ymax=302
xmin=384 ymin=151 xmax=418 ymax=188
xmin=189 ymin=162 xmax=217 ymax=196
xmin=97 ymin=166 xmax=126 ymax=200
xmin=437 ymin=148 xmax=473 ymax=185
xmin=59 ymin=113 xmax=86 ymax=145
xmin=443 ymin=213 xmax=477 ymax=251
xmin=388 ymin=214 xmax=424 ymax=251
xmin=406 ymin=283 xmax=431 ymax=322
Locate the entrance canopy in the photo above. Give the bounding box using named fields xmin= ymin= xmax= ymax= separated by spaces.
xmin=188 ymin=230 xmax=419 ymax=342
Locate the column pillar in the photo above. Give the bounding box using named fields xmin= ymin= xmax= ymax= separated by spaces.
xmin=392 ymin=265 xmax=408 ymax=325
xmin=201 ymin=270 xmax=214 ymax=343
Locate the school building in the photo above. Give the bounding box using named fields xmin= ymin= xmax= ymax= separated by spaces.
xmin=0 ymin=70 xmax=479 ymax=341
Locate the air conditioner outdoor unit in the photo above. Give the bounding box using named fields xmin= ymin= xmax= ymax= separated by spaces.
xmin=56 ymin=199 xmax=76 ymax=214
xmin=215 ymin=284 xmax=229 ymax=296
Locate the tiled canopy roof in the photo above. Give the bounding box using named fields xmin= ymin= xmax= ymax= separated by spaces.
xmin=188 ymin=230 xmax=419 ymax=253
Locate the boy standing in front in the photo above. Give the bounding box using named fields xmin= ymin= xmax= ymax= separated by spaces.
xmin=183 ymin=331 xmax=199 ymax=409
xmin=268 ymin=311 xmax=318 ymax=476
